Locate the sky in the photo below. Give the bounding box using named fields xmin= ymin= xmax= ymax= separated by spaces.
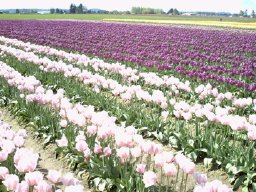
xmin=1 ymin=0 xmax=256 ymax=13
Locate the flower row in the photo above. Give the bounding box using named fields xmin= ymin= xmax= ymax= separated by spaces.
xmin=0 ymin=60 xmax=231 ymax=191
xmin=0 ymin=36 xmax=255 ymax=111
xmin=0 ymin=20 xmax=255 ymax=91
xmin=0 ymin=118 xmax=84 ymax=192
xmin=0 ymin=44 xmax=255 ymax=140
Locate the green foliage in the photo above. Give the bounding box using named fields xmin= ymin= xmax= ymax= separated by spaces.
xmin=1 ymin=39 xmax=256 ymax=190
xmin=131 ymin=7 xmax=164 ymax=14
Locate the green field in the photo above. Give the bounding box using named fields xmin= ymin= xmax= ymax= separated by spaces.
xmin=0 ymin=13 xmax=256 ymax=23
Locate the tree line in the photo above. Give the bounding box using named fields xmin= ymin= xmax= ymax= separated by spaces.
xmin=239 ymin=9 xmax=255 ymax=17
xmin=69 ymin=3 xmax=87 ymax=14
xmin=131 ymin=7 xmax=180 ymax=15
xmin=13 ymin=3 xmax=256 ymax=17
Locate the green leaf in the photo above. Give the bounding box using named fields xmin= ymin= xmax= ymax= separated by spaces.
xmin=233 ymin=175 xmax=246 ymax=190
xmin=204 ymin=158 xmax=213 ymax=167
xmin=250 ymin=173 xmax=256 ymax=180
xmin=213 ymin=143 xmax=219 ymax=149
xmin=196 ymin=148 xmax=208 ymax=154
xmin=93 ymin=177 xmax=101 ymax=187
xmin=252 ymin=183 xmax=256 ymax=192
xmin=188 ymin=139 xmax=194 ymax=147
xmin=225 ymin=164 xmax=237 ymax=174
xmin=157 ymin=132 xmax=163 ymax=140
xmin=241 ymin=186 xmax=249 ymax=192
xmin=98 ymin=180 xmax=106 ymax=191
xmin=189 ymin=152 xmax=197 ymax=162
xmin=216 ymin=160 xmax=222 ymax=166
xmin=169 ymin=136 xmax=178 ymax=147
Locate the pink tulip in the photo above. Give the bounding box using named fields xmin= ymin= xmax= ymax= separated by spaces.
xmin=74 ymin=115 xmax=86 ymax=127
xmin=125 ymin=126 xmax=136 ymax=135
xmin=3 ymin=174 xmax=19 ymax=191
xmin=62 ymin=173 xmax=79 ymax=186
xmin=75 ymin=140 xmax=88 ymax=152
xmin=152 ymin=143 xmax=163 ymax=155
xmin=143 ymin=171 xmax=157 ymax=188
xmin=6 ymin=130 xmax=15 ymax=140
xmin=216 ymin=184 xmax=233 ymax=192
xmin=94 ymin=144 xmax=102 ymax=154
xmin=2 ymin=140 xmax=15 ymax=154
xmin=86 ymin=125 xmax=97 ymax=135
xmin=182 ymin=112 xmax=192 ymax=121
xmin=163 ymin=163 xmax=177 ymax=177
xmin=56 ymin=135 xmax=68 ymax=147
xmin=115 ymin=134 xmax=133 ymax=147
xmin=248 ymin=129 xmax=256 ymax=140
xmin=64 ymin=184 xmax=84 ymax=192
xmin=161 ymin=111 xmax=169 ymax=121
xmin=47 ymin=170 xmax=61 ymax=184
xmin=162 ymin=151 xmax=174 ymax=163
xmin=25 ymin=171 xmax=43 ymax=186
xmin=207 ymin=180 xmax=224 ymax=191
xmin=117 ymin=147 xmax=130 ymax=163
xmin=60 ymin=119 xmax=68 ymax=128
xmin=15 ymin=153 xmax=38 ymax=173
xmin=83 ymin=148 xmax=91 ymax=161
xmin=182 ymin=161 xmax=195 ymax=174
xmin=103 ymin=147 xmax=112 ymax=157
xmin=154 ymin=153 xmax=165 ymax=168
xmin=140 ymin=141 xmax=154 ymax=154
xmin=174 ymin=153 xmax=186 ymax=165
xmin=0 ymin=150 xmax=8 ymax=162
xmin=75 ymin=132 xmax=86 ymax=142
xmin=130 ymin=147 xmax=142 ymax=158
xmin=16 ymin=129 xmax=27 ymax=138
xmin=193 ymin=184 xmax=205 ymax=192
xmin=35 ymin=180 xmax=52 ymax=192
xmin=136 ymin=164 xmax=146 ymax=174
xmin=15 ymin=181 xmax=29 ymax=192
xmin=0 ymin=167 xmax=9 ymax=180
xmin=13 ymin=135 xmax=25 ymax=147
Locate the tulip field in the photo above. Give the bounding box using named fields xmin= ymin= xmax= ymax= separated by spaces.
xmin=0 ymin=20 xmax=255 ymax=192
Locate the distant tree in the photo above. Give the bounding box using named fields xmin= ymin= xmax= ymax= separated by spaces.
xmin=15 ymin=9 xmax=20 ymax=14
xmin=232 ymin=13 xmax=239 ymax=17
xmin=31 ymin=10 xmax=38 ymax=13
xmin=131 ymin=7 xmax=142 ymax=14
xmin=252 ymin=10 xmax=255 ymax=18
xmin=131 ymin=6 xmax=164 ymax=15
xmin=70 ymin=4 xmax=76 ymax=14
xmin=74 ymin=3 xmax=87 ymax=14
xmin=167 ymin=8 xmax=174 ymax=15
xmin=239 ymin=10 xmax=244 ymax=16
xmin=142 ymin=8 xmax=153 ymax=14
xmin=56 ymin=8 xmax=60 ymax=14
xmin=244 ymin=9 xmax=248 ymax=17
xmin=154 ymin=9 xmax=164 ymax=14
xmin=50 ymin=8 xmax=55 ymax=14
xmin=76 ymin=3 xmax=83 ymax=13
xmin=112 ymin=10 xmax=120 ymax=14
xmin=82 ymin=5 xmax=87 ymax=13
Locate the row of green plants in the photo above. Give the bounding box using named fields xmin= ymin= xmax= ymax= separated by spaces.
xmin=0 ymin=62 xmax=200 ymax=191
xmin=0 ymin=52 xmax=255 ymax=190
